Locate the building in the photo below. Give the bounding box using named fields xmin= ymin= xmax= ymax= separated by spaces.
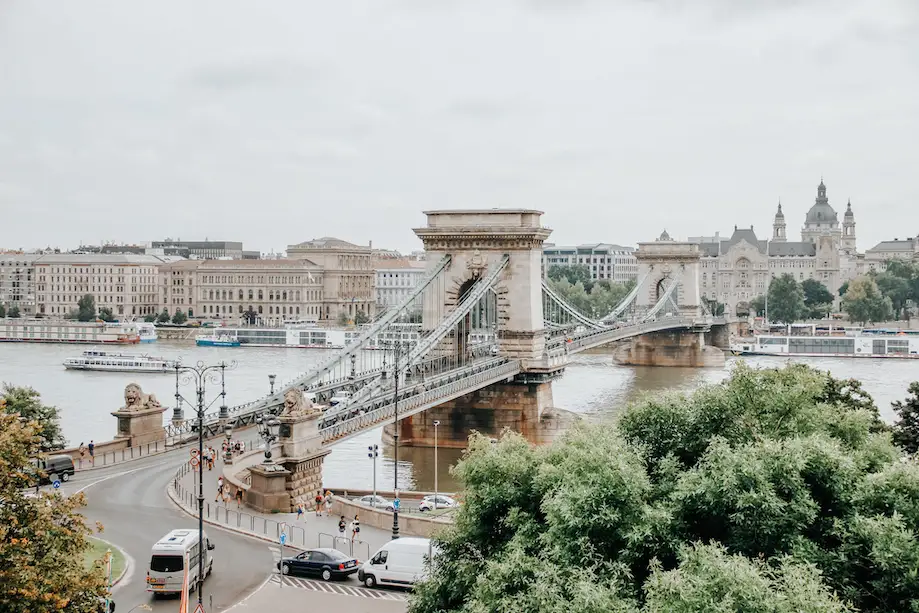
xmin=287 ymin=237 xmax=375 ymax=322
xmin=691 ymin=180 xmax=859 ymax=316
xmin=33 ymin=254 xmax=173 ymax=318
xmin=150 ymin=240 xmax=244 ymax=260
xmin=375 ymin=258 xmax=428 ymax=310
xmin=863 ymin=235 xmax=919 ymax=272
xmin=0 ymin=252 xmax=39 ymax=316
xmin=159 ymin=259 xmax=324 ymax=325
xmin=542 ymin=243 xmax=638 ymax=284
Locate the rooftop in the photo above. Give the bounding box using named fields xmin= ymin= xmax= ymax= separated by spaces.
xmin=288 ymin=237 xmax=367 ymax=250
xmin=33 ymin=253 xmax=176 ymax=265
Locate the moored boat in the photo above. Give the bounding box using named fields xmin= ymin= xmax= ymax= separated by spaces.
xmin=730 ymin=326 xmax=919 ymax=359
xmin=195 ymin=333 xmax=241 ymax=347
xmin=63 ymin=349 xmax=179 ymax=373
xmin=0 ymin=319 xmax=140 ymax=344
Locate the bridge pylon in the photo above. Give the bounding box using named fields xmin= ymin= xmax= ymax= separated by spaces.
xmin=635 ymin=231 xmax=704 ymax=319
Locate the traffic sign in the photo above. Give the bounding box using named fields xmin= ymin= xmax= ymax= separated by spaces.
xmin=190 ymin=449 xmax=199 ymax=457
xmin=279 ymin=532 xmax=287 ymax=545
xmin=193 ymin=604 xmax=206 ymax=613
xmin=393 ymin=498 xmax=400 ymax=511
xmin=189 ymin=456 xmax=200 ymax=468
xmin=52 ymin=480 xmax=61 ymax=489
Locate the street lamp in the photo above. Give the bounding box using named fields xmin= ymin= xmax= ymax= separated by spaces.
xmin=224 ymin=422 xmax=234 ymax=463
xmin=173 ymin=360 xmax=236 ymax=608
xmin=433 ymin=420 xmax=440 ymax=510
xmin=385 ymin=340 xmax=410 ymax=540
xmin=268 ymin=373 xmax=277 ymax=395
xmin=256 ymin=415 xmax=281 ymax=464
xmin=368 ymin=444 xmax=379 ymax=507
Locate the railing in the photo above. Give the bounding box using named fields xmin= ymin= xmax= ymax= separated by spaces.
xmin=565 ymin=316 xmax=703 ymax=352
xmin=73 ymin=439 xmax=175 ymax=471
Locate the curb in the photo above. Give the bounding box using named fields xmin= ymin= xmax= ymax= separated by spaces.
xmin=90 ymin=536 xmax=130 ymax=587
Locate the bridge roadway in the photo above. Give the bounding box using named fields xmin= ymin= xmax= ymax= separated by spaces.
xmin=58 ymin=439 xmax=274 ymax=612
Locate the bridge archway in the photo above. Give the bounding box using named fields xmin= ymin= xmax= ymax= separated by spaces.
xmin=634 ymin=233 xmax=703 ymax=318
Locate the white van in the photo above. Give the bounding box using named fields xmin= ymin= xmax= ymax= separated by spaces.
xmin=146 ymin=529 xmax=215 ymax=594
xmin=357 ymin=537 xmax=437 ymax=588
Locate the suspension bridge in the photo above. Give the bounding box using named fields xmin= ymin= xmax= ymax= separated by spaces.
xmin=168 ymin=210 xmax=728 ymax=451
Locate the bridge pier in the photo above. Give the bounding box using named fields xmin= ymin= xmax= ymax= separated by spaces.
xmin=384 ymin=379 xmax=554 ymax=448
xmin=614 ymin=329 xmax=725 ymax=367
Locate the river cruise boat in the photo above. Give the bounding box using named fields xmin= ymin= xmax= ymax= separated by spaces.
xmin=730 ymin=324 xmax=919 ymax=359
xmin=194 ymin=322 xmax=422 ymax=349
xmin=0 ymin=320 xmax=140 ymax=345
xmin=137 ymin=322 xmax=157 ymax=343
xmin=63 ymin=349 xmax=179 ymax=373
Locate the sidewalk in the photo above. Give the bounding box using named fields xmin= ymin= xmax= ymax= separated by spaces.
xmin=171 ymin=452 xmax=394 ymax=562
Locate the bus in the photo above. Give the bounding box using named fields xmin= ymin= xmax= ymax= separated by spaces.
xmin=146 ymin=529 xmax=215 ymax=595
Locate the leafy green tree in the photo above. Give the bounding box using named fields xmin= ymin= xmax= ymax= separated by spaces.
xmin=143 ymin=314 xmax=157 ymax=323
xmin=76 ymin=294 xmax=96 ymax=322
xmin=875 ymin=273 xmax=912 ymax=320
xmin=336 ymin=311 xmax=351 ymax=326
xmin=766 ymin=274 xmax=805 ymax=323
xmin=548 ymin=264 xmax=594 ymax=292
xmin=892 ymin=382 xmax=919 ymax=454
xmin=156 ymin=308 xmax=170 ymax=324
xmin=0 ymin=413 xmax=110 ymax=612
xmin=97 ymin=307 xmax=115 ymax=322
xmin=7 ymin=305 xmax=20 ymax=318
xmin=410 ymin=363 xmax=917 ymax=613
xmin=171 ymin=309 xmax=188 ymax=325
xmin=801 ymin=278 xmax=834 ymax=318
xmin=354 ymin=310 xmax=370 ymax=325
xmin=0 ymin=384 xmax=66 ymax=453
xmin=842 ymin=276 xmax=893 ymax=325
xmin=838 ymin=280 xmax=849 ymax=297
xmin=749 ymin=295 xmax=766 ymax=317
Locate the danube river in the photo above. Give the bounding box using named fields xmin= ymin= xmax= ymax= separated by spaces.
xmin=1 ymin=342 xmax=916 ymax=492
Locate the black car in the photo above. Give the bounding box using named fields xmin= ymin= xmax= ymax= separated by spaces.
xmin=277 ymin=548 xmax=360 ymax=581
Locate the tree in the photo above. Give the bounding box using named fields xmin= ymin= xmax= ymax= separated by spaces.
xmin=76 ymin=294 xmax=96 ymax=322
xmin=838 ymin=280 xmax=849 ymax=297
xmin=0 ymin=413 xmax=110 ymax=612
xmin=336 ymin=311 xmax=351 ymax=326
xmin=801 ymin=278 xmax=834 ymax=319
xmin=892 ymin=382 xmax=919 ymax=454
xmin=354 ymin=310 xmax=370 ymax=325
xmin=97 ymin=307 xmax=115 ymax=322
xmin=548 ymin=264 xmax=594 ymax=292
xmin=875 ymin=273 xmax=912 ymax=320
xmin=7 ymin=305 xmax=20 ymax=318
xmin=842 ymin=276 xmax=893 ymax=325
xmin=0 ymin=384 xmax=66 ymax=452
xmin=704 ymin=298 xmax=725 ymax=316
xmin=766 ymin=274 xmax=805 ymax=323
xmin=410 ymin=363 xmax=918 ymax=613
xmin=171 ymin=309 xmax=187 ymax=325
xmin=156 ymin=308 xmax=170 ymax=324
xmin=749 ymin=295 xmax=766 ymax=317
xmin=143 ymin=314 xmax=157 ymax=323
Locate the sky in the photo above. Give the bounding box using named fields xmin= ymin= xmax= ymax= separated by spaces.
xmin=0 ymin=0 xmax=917 ymax=254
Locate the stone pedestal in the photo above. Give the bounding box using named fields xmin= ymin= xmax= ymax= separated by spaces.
xmin=614 ymin=330 xmax=725 ymax=367
xmin=246 ymin=463 xmax=291 ymax=513
xmin=111 ymin=406 xmax=167 ymax=447
xmin=277 ymin=409 xmax=331 ymax=510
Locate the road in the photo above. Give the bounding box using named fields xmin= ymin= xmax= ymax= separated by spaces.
xmin=65 ymin=450 xmax=274 ymax=612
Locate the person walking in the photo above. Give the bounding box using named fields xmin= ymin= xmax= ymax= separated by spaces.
xmin=78 ymin=443 xmax=86 ymax=462
xmin=88 ymin=440 xmax=95 ymax=465
xmin=215 ymin=476 xmax=225 ymax=503
xmin=235 ymin=487 xmax=244 ymax=508
xmin=314 ymin=490 xmax=323 ymax=516
xmin=349 ymin=515 xmax=360 ymax=542
xmin=324 ymin=490 xmax=332 ymax=515
xmin=296 ymin=502 xmax=304 ymax=521
xmin=338 ymin=515 xmax=347 ymax=540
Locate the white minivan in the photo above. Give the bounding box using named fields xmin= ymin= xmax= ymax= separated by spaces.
xmin=146 ymin=529 xmax=215 ymax=595
xmin=358 ymin=537 xmax=437 ymax=588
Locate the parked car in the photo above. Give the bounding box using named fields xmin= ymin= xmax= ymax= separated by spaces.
xmin=355 ymin=495 xmax=394 ymax=512
xmin=277 ymin=548 xmax=360 ymax=581
xmin=419 ymin=495 xmax=459 ymax=512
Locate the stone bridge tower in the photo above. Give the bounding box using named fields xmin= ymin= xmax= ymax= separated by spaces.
xmin=635 ymin=230 xmax=703 ymax=318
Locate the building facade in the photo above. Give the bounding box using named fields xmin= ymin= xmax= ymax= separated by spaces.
xmin=542 ymin=243 xmax=638 ymax=284
xmin=0 ymin=253 xmax=39 ymax=316
xmin=33 ymin=254 xmax=170 ymax=318
xmin=374 ymin=259 xmax=428 ymax=310
xmin=692 ymin=180 xmax=859 ymax=316
xmin=150 ymin=240 xmax=244 ymax=260
xmin=863 ymin=235 xmax=919 ymax=272
xmin=159 ymin=259 xmax=324 ymax=325
xmin=287 ymin=237 xmax=375 ymax=322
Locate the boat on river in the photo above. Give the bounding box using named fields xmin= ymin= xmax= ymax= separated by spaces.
xmin=0 ymin=319 xmax=140 ymax=344
xmin=63 ymin=349 xmax=179 ymax=373
xmin=194 ymin=322 xmax=422 ymax=349
xmin=730 ymin=324 xmax=919 ymax=359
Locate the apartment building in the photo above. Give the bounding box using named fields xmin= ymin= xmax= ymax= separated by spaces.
xmin=0 ymin=252 xmax=39 ymax=316
xmin=375 ymin=258 xmax=428 ymax=309
xmin=542 ymin=243 xmax=638 ymax=284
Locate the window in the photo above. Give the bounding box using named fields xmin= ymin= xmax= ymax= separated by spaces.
xmin=150 ymin=555 xmax=183 ymax=573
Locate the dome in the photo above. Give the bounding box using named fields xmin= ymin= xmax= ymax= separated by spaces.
xmin=805 ymin=202 xmax=838 ymax=223
xmin=657 ymin=229 xmax=672 ymax=241
xmin=844 ymin=200 xmax=854 ymax=218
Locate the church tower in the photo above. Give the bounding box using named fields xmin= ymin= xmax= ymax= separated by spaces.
xmin=841 ymin=199 xmax=856 ymax=252
xmin=802 ymin=179 xmax=840 ymax=244
xmin=772 ymin=201 xmax=787 ymax=242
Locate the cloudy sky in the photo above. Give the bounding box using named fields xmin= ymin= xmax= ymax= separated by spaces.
xmin=0 ymin=0 xmax=916 ymax=254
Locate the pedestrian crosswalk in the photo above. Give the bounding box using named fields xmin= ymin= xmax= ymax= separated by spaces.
xmin=267 ymin=547 xmax=407 ymax=601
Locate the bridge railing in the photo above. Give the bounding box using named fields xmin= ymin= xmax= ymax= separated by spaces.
xmin=564 ymin=316 xmax=699 ymax=352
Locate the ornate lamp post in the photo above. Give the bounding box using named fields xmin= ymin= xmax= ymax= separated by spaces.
xmin=433 ymin=420 xmax=440 ymax=510
xmin=224 ymin=423 xmax=234 ymax=463
xmin=256 ymin=415 xmax=281 ymax=464
xmin=268 ymin=373 xmax=277 ymax=395
xmin=173 ymin=360 xmax=236 ymax=608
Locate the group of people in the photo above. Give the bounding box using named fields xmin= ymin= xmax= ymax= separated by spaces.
xmin=214 ymin=475 xmax=244 ymax=507
xmin=222 ymin=439 xmax=245 ymax=456
xmin=296 ymin=490 xmax=334 ymax=518
xmin=77 ymin=440 xmax=95 ymax=465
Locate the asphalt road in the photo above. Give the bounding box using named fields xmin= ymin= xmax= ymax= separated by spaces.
xmin=69 ymin=451 xmax=274 ymax=612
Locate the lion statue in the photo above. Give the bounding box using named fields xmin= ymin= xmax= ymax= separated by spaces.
xmin=122 ymin=383 xmax=161 ymax=412
xmin=280 ymin=387 xmax=320 ymax=418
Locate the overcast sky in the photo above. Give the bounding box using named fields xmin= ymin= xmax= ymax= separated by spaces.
xmin=1 ymin=0 xmax=916 ymax=254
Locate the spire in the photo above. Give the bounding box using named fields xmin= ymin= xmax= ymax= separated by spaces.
xmin=775 ymin=200 xmax=784 ymax=218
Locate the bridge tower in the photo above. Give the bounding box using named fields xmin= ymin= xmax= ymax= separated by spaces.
xmin=389 ymin=209 xmax=561 ymax=448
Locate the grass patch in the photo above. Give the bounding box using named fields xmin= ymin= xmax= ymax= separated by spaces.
xmin=84 ymin=537 xmax=126 ymax=583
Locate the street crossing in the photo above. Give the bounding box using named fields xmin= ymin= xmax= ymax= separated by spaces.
xmin=268 ymin=547 xmax=407 ymax=601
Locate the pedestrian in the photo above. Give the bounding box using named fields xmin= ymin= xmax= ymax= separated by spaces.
xmin=324 ymin=490 xmax=332 ymax=515
xmin=235 ymin=486 xmax=244 ymax=508
xmin=88 ymin=440 xmax=95 ymax=465
xmin=338 ymin=515 xmax=347 ymax=539
xmin=78 ymin=442 xmax=86 ymax=460
xmin=208 ymin=447 xmax=214 ymax=471
xmin=296 ymin=502 xmax=304 ymax=521
xmin=215 ymin=476 xmax=225 ymax=503
xmin=350 ymin=515 xmax=360 ymax=541
xmin=314 ymin=490 xmax=323 ymax=516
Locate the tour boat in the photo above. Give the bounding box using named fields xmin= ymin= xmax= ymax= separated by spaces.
xmin=730 ymin=325 xmax=919 ymax=359
xmin=137 ymin=322 xmax=157 ymax=343
xmin=63 ymin=349 xmax=179 ymax=373
xmin=193 ymin=322 xmax=422 ymax=350
xmin=0 ymin=320 xmax=140 ymax=345
xmin=195 ymin=333 xmax=242 ymax=347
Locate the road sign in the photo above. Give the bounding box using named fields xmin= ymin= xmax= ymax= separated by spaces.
xmin=52 ymin=480 xmax=61 ymax=489
xmin=190 ymin=449 xmax=199 ymax=457
xmin=279 ymin=532 xmax=287 ymax=545
xmin=393 ymin=498 xmax=400 ymax=511
xmin=189 ymin=456 xmax=200 ymax=467
xmin=193 ymin=604 xmax=206 ymax=613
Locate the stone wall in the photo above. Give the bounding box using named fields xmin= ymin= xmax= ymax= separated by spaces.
xmin=614 ymin=330 xmax=725 ymax=368
xmin=331 ymin=496 xmax=453 ymax=539
xmin=283 ymin=449 xmax=331 ymax=511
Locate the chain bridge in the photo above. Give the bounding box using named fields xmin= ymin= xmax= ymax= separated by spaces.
xmin=168 ymin=210 xmax=729 ymax=452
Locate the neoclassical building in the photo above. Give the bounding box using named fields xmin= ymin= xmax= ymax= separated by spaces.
xmin=693 ymin=180 xmax=858 ymax=316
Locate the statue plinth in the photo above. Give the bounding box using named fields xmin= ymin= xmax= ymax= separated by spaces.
xmin=278 ymin=411 xmax=323 ymax=458
xmin=278 ymin=410 xmax=330 ymax=508
xmin=246 ymin=463 xmax=292 ymax=513
xmin=112 ymin=383 xmax=167 ymax=446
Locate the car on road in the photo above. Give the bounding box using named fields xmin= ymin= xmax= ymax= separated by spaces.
xmin=359 ymin=537 xmax=437 ymax=588
xmin=419 ymin=495 xmax=459 ymax=512
xmin=29 ymin=455 xmax=75 ymax=485
xmin=278 ymin=548 xmax=360 ymax=581
xmin=354 ymin=494 xmax=395 ymax=511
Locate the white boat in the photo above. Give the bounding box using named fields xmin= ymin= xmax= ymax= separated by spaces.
xmin=63 ymin=349 xmax=179 ymax=373
xmin=194 ymin=322 xmax=423 ymax=349
xmin=0 ymin=320 xmax=141 ymax=344
xmin=731 ymin=326 xmax=919 ymax=359
xmin=137 ymin=322 xmax=157 ymax=343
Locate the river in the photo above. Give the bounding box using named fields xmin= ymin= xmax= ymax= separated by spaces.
xmin=1 ymin=342 xmax=916 ymax=492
